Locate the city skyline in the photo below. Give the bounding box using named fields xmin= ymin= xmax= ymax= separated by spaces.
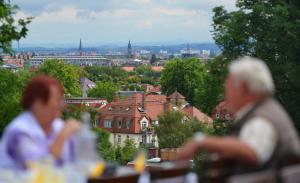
xmin=12 ymin=0 xmax=236 ymax=46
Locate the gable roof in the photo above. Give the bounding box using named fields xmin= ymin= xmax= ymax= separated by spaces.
xmin=167 ymin=91 xmax=185 ymax=99
xmin=183 ymin=106 xmax=213 ymax=123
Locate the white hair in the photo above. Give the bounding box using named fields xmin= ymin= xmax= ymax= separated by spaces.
xmin=229 ymin=56 xmax=275 ymax=94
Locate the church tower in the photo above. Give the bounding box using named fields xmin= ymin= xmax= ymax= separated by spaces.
xmin=79 ymin=38 xmax=83 ymax=56
xmin=128 ymin=40 xmax=132 ymax=58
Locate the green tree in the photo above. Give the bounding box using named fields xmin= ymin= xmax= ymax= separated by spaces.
xmin=155 ymin=110 xmax=194 ymax=149
xmin=0 ymin=1 xmax=32 ymax=55
xmin=93 ymin=128 xmax=116 ymax=162
xmin=160 ymin=58 xmax=204 ymax=105
xmin=120 ymin=139 xmax=137 ymax=165
xmin=38 ymin=60 xmax=83 ymax=97
xmin=84 ymin=66 xmax=128 ymax=84
xmin=212 ymin=0 xmax=300 ymax=130
xmin=150 ymin=54 xmax=157 ymax=65
xmin=193 ymin=57 xmax=227 ymax=114
xmin=135 ymin=65 xmax=161 ymax=78
xmin=63 ymin=105 xmax=98 ymax=127
xmin=135 ymin=65 xmax=152 ymax=75
xmin=88 ymin=81 xmax=119 ymax=102
xmin=115 ymin=139 xmax=137 ymax=165
xmin=0 ymin=69 xmax=32 ymax=135
xmin=115 ymin=145 xmax=122 ymax=164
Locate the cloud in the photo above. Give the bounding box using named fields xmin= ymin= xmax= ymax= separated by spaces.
xmin=132 ymin=0 xmax=151 ymax=4
xmin=34 ymin=6 xmax=81 ymax=23
xmin=155 ymin=8 xmax=198 ymax=16
xmin=14 ymin=11 xmax=31 ymax=20
xmin=12 ymin=0 xmax=237 ymax=44
xmin=135 ymin=20 xmax=153 ymax=29
xmin=88 ymin=9 xmax=134 ymax=19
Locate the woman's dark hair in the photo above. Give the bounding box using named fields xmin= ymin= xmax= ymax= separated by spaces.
xmin=21 ymin=75 xmax=64 ymax=110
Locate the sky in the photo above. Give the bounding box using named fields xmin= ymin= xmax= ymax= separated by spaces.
xmin=12 ymin=0 xmax=237 ymax=46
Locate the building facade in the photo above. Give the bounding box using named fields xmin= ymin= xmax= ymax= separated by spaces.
xmin=29 ymin=55 xmax=111 ymax=67
xmin=97 ymin=91 xmax=212 ymax=147
xmin=211 ymin=100 xmax=233 ymax=121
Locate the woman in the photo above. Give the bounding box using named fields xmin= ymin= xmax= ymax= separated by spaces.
xmin=0 ymin=76 xmax=80 ymax=170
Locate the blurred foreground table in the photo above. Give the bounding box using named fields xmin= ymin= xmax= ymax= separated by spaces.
xmin=88 ymin=167 xmax=140 ymax=183
xmin=88 ymin=161 xmax=192 ymax=183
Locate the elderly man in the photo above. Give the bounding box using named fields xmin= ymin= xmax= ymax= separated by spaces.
xmin=177 ymin=57 xmax=300 ymax=173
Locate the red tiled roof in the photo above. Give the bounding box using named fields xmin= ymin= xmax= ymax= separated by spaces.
xmin=151 ymin=66 xmax=164 ymax=72
xmin=98 ymin=92 xmax=212 ymax=133
xmin=148 ymin=86 xmax=161 ymax=94
xmin=98 ymin=93 xmax=145 ymax=133
xmin=122 ymin=66 xmax=136 ymax=72
xmin=3 ymin=59 xmax=23 ymax=68
xmin=144 ymin=95 xmax=167 ymax=120
xmin=98 ymin=93 xmax=169 ymax=133
xmin=167 ymin=91 xmax=185 ymax=99
xmin=183 ymin=106 xmax=213 ymax=123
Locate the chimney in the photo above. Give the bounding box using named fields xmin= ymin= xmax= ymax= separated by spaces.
xmin=142 ymin=92 xmax=145 ymax=109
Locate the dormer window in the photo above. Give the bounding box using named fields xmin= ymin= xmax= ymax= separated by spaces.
xmin=108 ymin=107 xmax=113 ymax=111
xmin=140 ymin=117 xmax=148 ymax=130
xmin=104 ymin=120 xmax=112 ymax=128
xmin=118 ymin=121 xmax=122 ymax=128
xmin=138 ymin=107 xmax=145 ymax=112
xmin=142 ymin=121 xmax=147 ymax=130
xmin=126 ymin=121 xmax=131 ymax=129
xmin=126 ymin=107 xmax=130 ymax=111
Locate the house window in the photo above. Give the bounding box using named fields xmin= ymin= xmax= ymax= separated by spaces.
xmin=141 ymin=121 xmax=147 ymax=130
xmin=215 ymin=112 xmax=220 ymax=119
xmin=104 ymin=120 xmax=112 ymax=128
xmin=118 ymin=121 xmax=122 ymax=128
xmin=117 ymin=135 xmax=122 ymax=145
xmin=126 ymin=121 xmax=131 ymax=129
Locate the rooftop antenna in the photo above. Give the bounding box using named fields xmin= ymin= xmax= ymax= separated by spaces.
xmin=187 ymin=43 xmax=191 ymax=54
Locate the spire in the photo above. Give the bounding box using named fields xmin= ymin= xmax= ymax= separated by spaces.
xmin=128 ymin=40 xmax=132 ymax=50
xmin=79 ymin=38 xmax=83 ymax=56
xmin=128 ymin=40 xmax=132 ymax=58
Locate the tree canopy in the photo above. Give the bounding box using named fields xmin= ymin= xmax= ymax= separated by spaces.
xmin=88 ymin=81 xmax=119 ymax=102
xmin=212 ymin=0 xmax=300 ymax=130
xmin=160 ymin=58 xmax=204 ymax=105
xmin=84 ymin=66 xmax=128 ymax=84
xmin=0 ymin=1 xmax=32 ymax=55
xmin=38 ymin=60 xmax=83 ymax=97
xmin=0 ymin=69 xmax=32 ymax=135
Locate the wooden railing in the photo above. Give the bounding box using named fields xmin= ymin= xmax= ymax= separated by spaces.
xmin=87 ymin=157 xmax=300 ymax=183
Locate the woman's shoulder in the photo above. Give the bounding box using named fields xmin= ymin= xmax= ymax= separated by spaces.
xmin=5 ymin=112 xmax=33 ymax=131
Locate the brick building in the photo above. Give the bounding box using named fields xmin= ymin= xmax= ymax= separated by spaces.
xmin=211 ymin=100 xmax=233 ymax=121
xmin=97 ymin=91 xmax=212 ymax=147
